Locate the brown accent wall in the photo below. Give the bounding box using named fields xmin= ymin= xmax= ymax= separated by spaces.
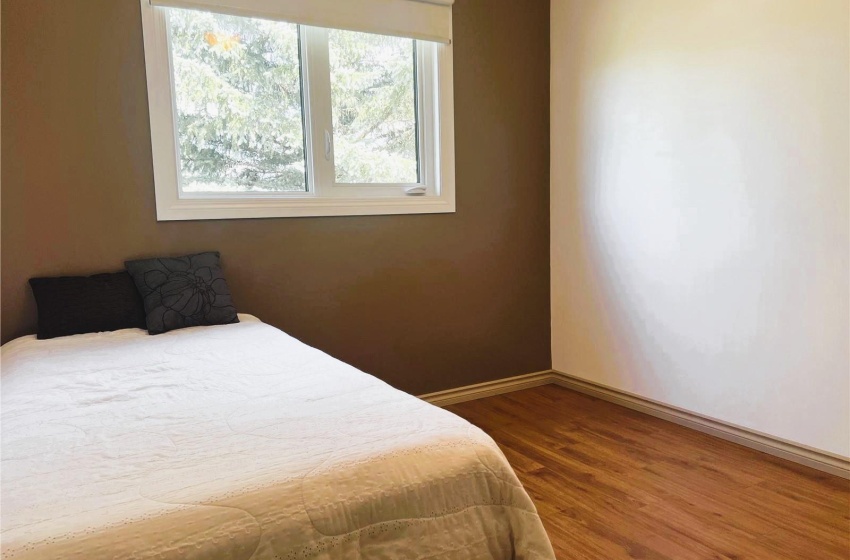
xmin=1 ymin=0 xmax=550 ymax=395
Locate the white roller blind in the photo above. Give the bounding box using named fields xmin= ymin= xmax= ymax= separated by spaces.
xmin=149 ymin=0 xmax=454 ymax=43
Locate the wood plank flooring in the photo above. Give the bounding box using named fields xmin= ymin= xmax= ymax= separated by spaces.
xmin=446 ymin=384 xmax=850 ymax=560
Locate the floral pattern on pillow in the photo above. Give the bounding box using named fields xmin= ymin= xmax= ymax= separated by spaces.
xmin=125 ymin=252 xmax=238 ymax=334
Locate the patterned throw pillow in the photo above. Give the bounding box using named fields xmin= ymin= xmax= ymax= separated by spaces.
xmin=125 ymin=251 xmax=238 ymax=335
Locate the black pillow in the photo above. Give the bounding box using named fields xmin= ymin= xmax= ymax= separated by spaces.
xmin=124 ymin=251 xmax=238 ymax=335
xmin=29 ymin=272 xmax=148 ymax=340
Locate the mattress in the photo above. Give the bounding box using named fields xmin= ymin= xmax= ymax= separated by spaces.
xmin=1 ymin=315 xmax=555 ymax=559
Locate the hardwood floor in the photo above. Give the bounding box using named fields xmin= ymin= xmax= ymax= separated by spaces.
xmin=446 ymin=384 xmax=850 ymax=560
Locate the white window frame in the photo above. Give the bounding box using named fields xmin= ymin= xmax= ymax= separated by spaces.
xmin=140 ymin=1 xmax=455 ymax=221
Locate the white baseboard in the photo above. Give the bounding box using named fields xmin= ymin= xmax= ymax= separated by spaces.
xmin=419 ymin=369 xmax=850 ymax=480
xmin=418 ymin=370 xmax=555 ymax=407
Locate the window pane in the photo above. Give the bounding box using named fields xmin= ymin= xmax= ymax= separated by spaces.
xmin=329 ymin=30 xmax=418 ymax=184
xmin=167 ymin=9 xmax=307 ymax=193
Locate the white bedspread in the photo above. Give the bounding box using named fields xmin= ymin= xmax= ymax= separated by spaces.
xmin=1 ymin=316 xmax=554 ymax=559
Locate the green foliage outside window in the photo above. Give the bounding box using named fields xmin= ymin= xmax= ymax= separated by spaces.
xmin=168 ymin=9 xmax=418 ymax=192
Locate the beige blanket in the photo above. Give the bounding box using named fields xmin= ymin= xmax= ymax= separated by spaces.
xmin=1 ymin=315 xmax=554 ymax=559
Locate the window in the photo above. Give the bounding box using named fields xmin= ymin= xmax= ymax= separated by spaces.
xmin=140 ymin=0 xmax=455 ymax=220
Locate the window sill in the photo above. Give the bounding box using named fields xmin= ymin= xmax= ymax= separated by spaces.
xmin=155 ymin=195 xmax=456 ymax=221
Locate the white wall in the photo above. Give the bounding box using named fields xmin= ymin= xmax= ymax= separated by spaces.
xmin=551 ymin=0 xmax=849 ymax=457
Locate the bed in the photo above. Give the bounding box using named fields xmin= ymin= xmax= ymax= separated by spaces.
xmin=1 ymin=315 xmax=555 ymax=559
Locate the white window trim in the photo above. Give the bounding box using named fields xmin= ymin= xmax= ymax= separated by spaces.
xmin=140 ymin=0 xmax=455 ymax=221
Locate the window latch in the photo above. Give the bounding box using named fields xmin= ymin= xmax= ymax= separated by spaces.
xmin=324 ymin=130 xmax=332 ymax=161
xmin=405 ymin=186 xmax=427 ymax=196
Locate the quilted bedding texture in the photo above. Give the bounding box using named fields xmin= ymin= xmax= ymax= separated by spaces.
xmin=1 ymin=315 xmax=555 ymax=559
